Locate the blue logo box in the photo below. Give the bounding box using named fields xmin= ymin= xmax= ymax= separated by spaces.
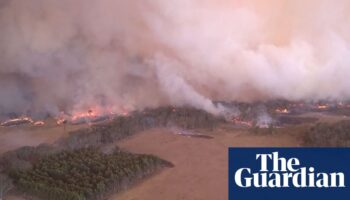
xmin=229 ymin=148 xmax=350 ymax=200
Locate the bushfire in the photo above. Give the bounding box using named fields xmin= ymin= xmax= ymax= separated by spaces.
xmin=0 ymin=117 xmax=33 ymax=127
xmin=1 ymin=100 xmax=350 ymax=128
xmin=317 ymin=105 xmax=329 ymax=109
xmin=275 ymin=108 xmax=289 ymax=114
xmin=232 ymin=117 xmax=253 ymax=128
xmin=55 ymin=106 xmax=128 ymax=125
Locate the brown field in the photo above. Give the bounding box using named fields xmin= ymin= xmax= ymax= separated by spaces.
xmin=0 ymin=119 xmax=87 ymax=154
xmin=110 ymin=127 xmax=299 ymax=200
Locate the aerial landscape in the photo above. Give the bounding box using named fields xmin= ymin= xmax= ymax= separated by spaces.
xmin=1 ymin=0 xmax=350 ymax=200
xmin=1 ymin=103 xmax=350 ymax=200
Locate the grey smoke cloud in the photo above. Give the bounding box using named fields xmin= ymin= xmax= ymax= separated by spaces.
xmin=0 ymin=0 xmax=350 ymax=116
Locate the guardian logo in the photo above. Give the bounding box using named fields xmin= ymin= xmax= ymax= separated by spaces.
xmin=235 ymin=152 xmax=345 ymax=188
xmin=229 ymin=148 xmax=350 ymax=200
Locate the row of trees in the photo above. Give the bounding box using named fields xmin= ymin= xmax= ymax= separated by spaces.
xmin=59 ymin=106 xmax=224 ymax=149
xmin=11 ymin=148 xmax=172 ymax=200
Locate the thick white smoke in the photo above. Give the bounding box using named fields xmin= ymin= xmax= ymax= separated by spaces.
xmin=1 ymin=0 xmax=350 ymax=117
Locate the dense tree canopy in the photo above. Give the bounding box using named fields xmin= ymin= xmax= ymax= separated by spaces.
xmin=11 ymin=148 xmax=172 ymax=200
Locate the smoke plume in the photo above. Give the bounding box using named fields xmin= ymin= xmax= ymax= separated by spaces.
xmin=1 ymin=0 xmax=350 ymax=117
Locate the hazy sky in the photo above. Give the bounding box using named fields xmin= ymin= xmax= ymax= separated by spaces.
xmin=1 ymin=0 xmax=350 ymax=116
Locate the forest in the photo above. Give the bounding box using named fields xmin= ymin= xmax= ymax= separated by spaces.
xmin=10 ymin=147 xmax=172 ymax=200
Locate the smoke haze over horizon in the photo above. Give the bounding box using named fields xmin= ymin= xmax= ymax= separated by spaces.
xmin=1 ymin=0 xmax=350 ymax=117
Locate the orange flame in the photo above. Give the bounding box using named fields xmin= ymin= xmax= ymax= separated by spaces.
xmin=275 ymin=108 xmax=289 ymax=114
xmin=317 ymin=105 xmax=328 ymax=109
xmin=0 ymin=116 xmax=34 ymax=126
xmin=232 ymin=117 xmax=253 ymax=127
xmin=55 ymin=105 xmax=129 ymax=125
xmin=71 ymin=109 xmax=97 ymax=121
xmin=56 ymin=118 xmax=68 ymax=125
xmin=34 ymin=121 xmax=45 ymax=126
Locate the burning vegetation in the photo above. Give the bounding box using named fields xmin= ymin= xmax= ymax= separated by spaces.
xmin=2 ymin=100 xmax=350 ymax=129
xmin=0 ymin=117 xmax=33 ymax=127
xmin=275 ymin=108 xmax=289 ymax=114
xmin=55 ymin=107 xmax=117 ymax=126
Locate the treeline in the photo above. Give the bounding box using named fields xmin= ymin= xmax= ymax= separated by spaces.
xmin=59 ymin=106 xmax=224 ymax=149
xmin=303 ymin=120 xmax=350 ymax=147
xmin=11 ymin=148 xmax=173 ymax=200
